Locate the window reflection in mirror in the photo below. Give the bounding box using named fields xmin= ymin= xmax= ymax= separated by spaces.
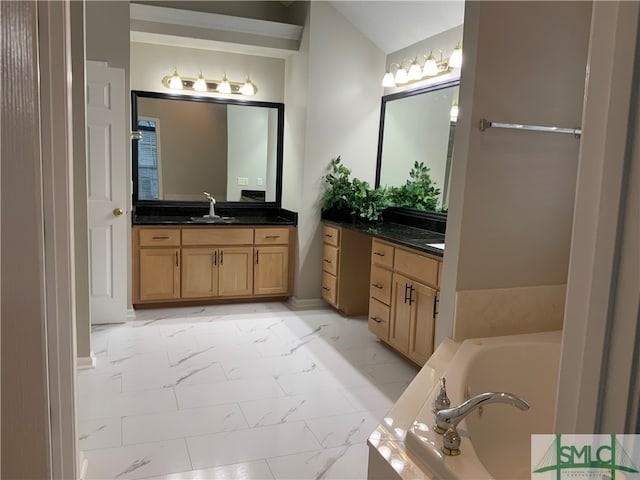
xmin=376 ymin=81 xmax=459 ymax=211
xmin=132 ymin=91 xmax=284 ymax=206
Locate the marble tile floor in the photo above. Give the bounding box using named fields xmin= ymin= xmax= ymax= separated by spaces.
xmin=79 ymin=302 xmax=419 ymax=480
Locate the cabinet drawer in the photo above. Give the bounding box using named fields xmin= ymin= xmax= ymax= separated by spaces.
xmin=139 ymin=228 xmax=181 ymax=247
xmin=371 ymin=240 xmax=394 ymax=269
xmin=321 ymin=271 xmax=337 ymax=306
xmin=368 ymin=298 xmax=390 ymax=340
xmin=182 ymin=228 xmax=253 ymax=246
xmin=394 ymin=248 xmax=439 ymax=287
xmin=255 ymin=228 xmax=290 ymax=245
xmin=322 ymin=244 xmax=339 ymax=276
xmin=370 ymin=264 xmax=392 ymax=305
xmin=323 ymin=225 xmax=340 ymax=247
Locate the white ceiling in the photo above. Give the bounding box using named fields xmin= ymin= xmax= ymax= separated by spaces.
xmin=328 ymin=1 xmax=464 ymax=54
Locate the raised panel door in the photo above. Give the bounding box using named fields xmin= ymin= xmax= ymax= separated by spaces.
xmin=218 ymin=246 xmax=253 ymax=296
xmin=139 ymin=248 xmax=180 ymax=301
xmin=389 ymin=273 xmax=412 ymax=353
xmin=407 ymin=281 xmax=436 ymax=366
xmin=181 ymin=248 xmax=218 ymax=298
xmin=254 ymin=246 xmax=289 ymax=295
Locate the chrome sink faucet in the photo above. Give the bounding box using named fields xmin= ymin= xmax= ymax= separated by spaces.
xmin=434 ymin=390 xmax=530 ymax=456
xmin=203 ymin=192 xmax=218 ymax=218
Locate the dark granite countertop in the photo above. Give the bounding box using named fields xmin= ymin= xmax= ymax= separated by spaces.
xmin=132 ymin=205 xmax=298 ymax=226
xmin=133 ymin=215 xmax=296 ymax=226
xmin=325 ymin=220 xmax=445 ymax=257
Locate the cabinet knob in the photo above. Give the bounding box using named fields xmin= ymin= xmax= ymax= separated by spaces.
xmin=113 ymin=208 xmax=124 ymax=217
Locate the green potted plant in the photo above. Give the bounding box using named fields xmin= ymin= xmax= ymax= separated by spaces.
xmin=388 ymin=161 xmax=441 ymax=211
xmin=321 ymin=156 xmax=388 ymax=223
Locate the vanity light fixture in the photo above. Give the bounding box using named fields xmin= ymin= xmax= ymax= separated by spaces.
xmin=382 ymin=69 xmax=396 ymax=88
xmin=240 ymin=77 xmax=257 ymax=96
xmin=381 ymin=41 xmax=463 ymax=88
xmin=193 ymin=70 xmax=207 ymax=92
xmin=217 ymin=73 xmax=232 ymax=94
xmin=168 ymin=68 xmax=183 ymax=90
xmin=449 ymin=41 xmax=463 ymax=69
xmin=161 ymin=70 xmax=259 ymax=96
xmin=394 ymin=64 xmax=409 ymax=85
xmin=422 ymin=51 xmax=439 ymax=77
xmin=407 ymin=58 xmax=422 ymax=81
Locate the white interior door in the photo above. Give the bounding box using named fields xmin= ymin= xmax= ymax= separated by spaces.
xmin=86 ymin=61 xmax=127 ymax=324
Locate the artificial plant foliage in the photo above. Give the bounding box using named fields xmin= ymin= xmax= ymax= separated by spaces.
xmin=321 ymin=156 xmax=388 ymax=222
xmin=388 ymin=161 xmax=441 ymax=211
xmin=321 ymin=157 xmax=441 ymax=222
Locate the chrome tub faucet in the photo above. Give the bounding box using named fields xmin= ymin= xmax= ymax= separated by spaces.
xmin=434 ymin=389 xmax=530 ymax=456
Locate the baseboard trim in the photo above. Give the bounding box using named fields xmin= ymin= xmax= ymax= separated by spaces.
xmin=288 ymin=297 xmax=326 ymax=310
xmin=77 ymin=352 xmax=96 ymax=370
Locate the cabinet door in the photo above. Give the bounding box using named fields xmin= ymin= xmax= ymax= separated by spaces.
xmin=181 ymin=248 xmax=218 ymax=298
xmin=218 ymin=246 xmax=253 ymax=296
xmin=139 ymin=248 xmax=180 ymax=301
xmin=407 ymin=281 xmax=436 ymax=366
xmin=254 ymin=246 xmax=288 ymax=295
xmin=389 ymin=273 xmax=412 ymax=353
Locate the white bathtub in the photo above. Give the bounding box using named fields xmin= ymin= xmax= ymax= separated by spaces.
xmin=405 ymin=331 xmax=561 ymax=479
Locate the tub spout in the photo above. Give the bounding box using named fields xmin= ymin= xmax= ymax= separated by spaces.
xmin=435 ymin=392 xmax=530 ymax=456
xmin=435 ymin=392 xmax=529 ymax=433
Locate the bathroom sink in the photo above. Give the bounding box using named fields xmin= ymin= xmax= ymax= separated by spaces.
xmin=189 ymin=216 xmax=238 ymax=224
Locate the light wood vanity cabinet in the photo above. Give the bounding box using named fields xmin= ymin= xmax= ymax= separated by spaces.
xmin=139 ymin=248 xmax=181 ymax=301
xmin=320 ymin=223 xmax=372 ymax=316
xmin=133 ymin=225 xmax=294 ymax=305
xmin=254 ymin=228 xmax=291 ymax=296
xmin=368 ymin=238 xmax=442 ymax=366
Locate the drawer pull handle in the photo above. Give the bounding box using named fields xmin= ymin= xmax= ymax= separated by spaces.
xmin=373 ymin=252 xmax=385 ymax=257
xmin=256 ymin=250 xmax=259 ymax=264
xmin=220 ymin=251 xmax=224 ymax=265
xmin=214 ymin=251 xmax=217 ymax=266
xmin=322 ymin=286 xmax=331 ymax=292
xmin=324 ymin=259 xmax=332 ymax=264
xmin=370 ymin=316 xmax=383 ymax=324
xmin=264 ymin=235 xmax=280 ymax=239
xmin=175 ymin=251 xmax=179 ymax=267
xmin=325 ymin=234 xmax=333 ymax=237
xmin=372 ymin=283 xmax=383 ymax=289
xmin=152 ymin=236 xmax=169 ymax=240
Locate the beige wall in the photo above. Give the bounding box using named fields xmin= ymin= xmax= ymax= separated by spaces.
xmin=1 ymin=2 xmax=51 ymax=477
xmin=283 ymin=1 xmax=385 ymax=300
xmin=137 ymin=98 xmax=228 ymax=201
xmin=438 ymin=1 xmax=592 ymax=343
xmin=71 ymin=0 xmax=91 ymax=359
